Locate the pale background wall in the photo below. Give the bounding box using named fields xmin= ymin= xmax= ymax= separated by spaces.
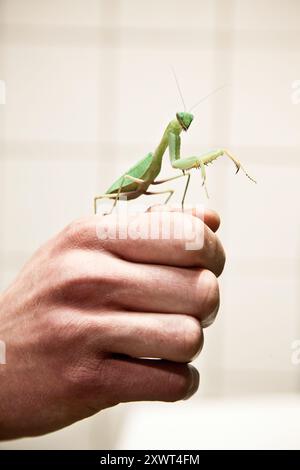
xmin=0 ymin=0 xmax=300 ymax=449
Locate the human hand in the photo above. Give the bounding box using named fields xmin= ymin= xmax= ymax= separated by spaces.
xmin=0 ymin=206 xmax=225 ymax=439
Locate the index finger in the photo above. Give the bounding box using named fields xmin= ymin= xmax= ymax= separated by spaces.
xmin=147 ymin=205 xmax=221 ymax=233
xmin=98 ymin=210 xmax=225 ymax=277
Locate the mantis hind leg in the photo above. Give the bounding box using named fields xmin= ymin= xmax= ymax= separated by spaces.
xmin=152 ymin=171 xmax=191 ymax=210
xmin=94 ymin=174 xmax=145 ymax=215
xmin=145 ymin=189 xmax=175 ymax=205
xmin=94 ymin=193 xmax=126 ymax=215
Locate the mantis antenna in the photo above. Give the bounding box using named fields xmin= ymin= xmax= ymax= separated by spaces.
xmin=189 ymin=84 xmax=229 ymax=112
xmin=170 ymin=66 xmax=187 ymax=111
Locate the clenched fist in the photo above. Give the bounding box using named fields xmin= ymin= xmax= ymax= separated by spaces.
xmin=0 ymin=206 xmax=225 ymax=439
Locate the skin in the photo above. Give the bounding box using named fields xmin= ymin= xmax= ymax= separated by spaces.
xmin=0 ymin=206 xmax=225 ymax=440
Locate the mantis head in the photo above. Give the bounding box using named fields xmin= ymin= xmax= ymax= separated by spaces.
xmin=176 ymin=112 xmax=194 ymax=131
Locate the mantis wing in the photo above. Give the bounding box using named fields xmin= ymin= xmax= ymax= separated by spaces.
xmin=106 ymin=152 xmax=153 ymax=194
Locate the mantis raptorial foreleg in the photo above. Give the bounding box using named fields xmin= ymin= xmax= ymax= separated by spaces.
xmin=168 ymin=132 xmax=256 ymax=198
xmin=200 ymin=148 xmax=256 ymax=183
xmin=199 ymin=161 xmax=209 ymax=198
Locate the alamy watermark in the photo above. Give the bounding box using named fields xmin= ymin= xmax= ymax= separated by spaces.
xmin=96 ymin=198 xmax=206 ymax=251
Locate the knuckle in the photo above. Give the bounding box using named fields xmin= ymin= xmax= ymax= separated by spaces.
xmin=48 ymin=248 xmax=121 ymax=308
xmin=180 ymin=317 xmax=203 ymax=361
xmin=59 ymin=218 xmax=98 ymax=249
xmin=44 ymin=310 xmax=92 ymax=344
xmin=63 ymin=356 xmax=104 ymax=397
xmin=215 ymin=240 xmax=226 ymax=276
xmin=49 ymin=251 xmax=84 ymax=288
xmin=52 ymin=271 xmax=97 ymax=306
xmin=169 ymin=367 xmax=196 ymax=401
xmin=179 ymin=212 xmax=205 ymax=246
xmin=202 ymin=228 xmax=226 ymax=277
xmin=173 ymin=377 xmax=191 ymax=401
xmin=57 ymin=323 xmax=108 ymax=394
xmin=198 ymin=270 xmax=220 ymax=322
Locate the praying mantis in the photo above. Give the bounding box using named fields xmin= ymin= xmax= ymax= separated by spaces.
xmin=94 ymin=81 xmax=256 ymax=215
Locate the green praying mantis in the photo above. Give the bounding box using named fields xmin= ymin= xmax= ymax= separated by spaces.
xmin=94 ymin=79 xmax=256 ymax=215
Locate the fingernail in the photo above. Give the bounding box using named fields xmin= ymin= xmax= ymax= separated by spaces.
xmin=183 ymin=367 xmax=200 ymax=400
